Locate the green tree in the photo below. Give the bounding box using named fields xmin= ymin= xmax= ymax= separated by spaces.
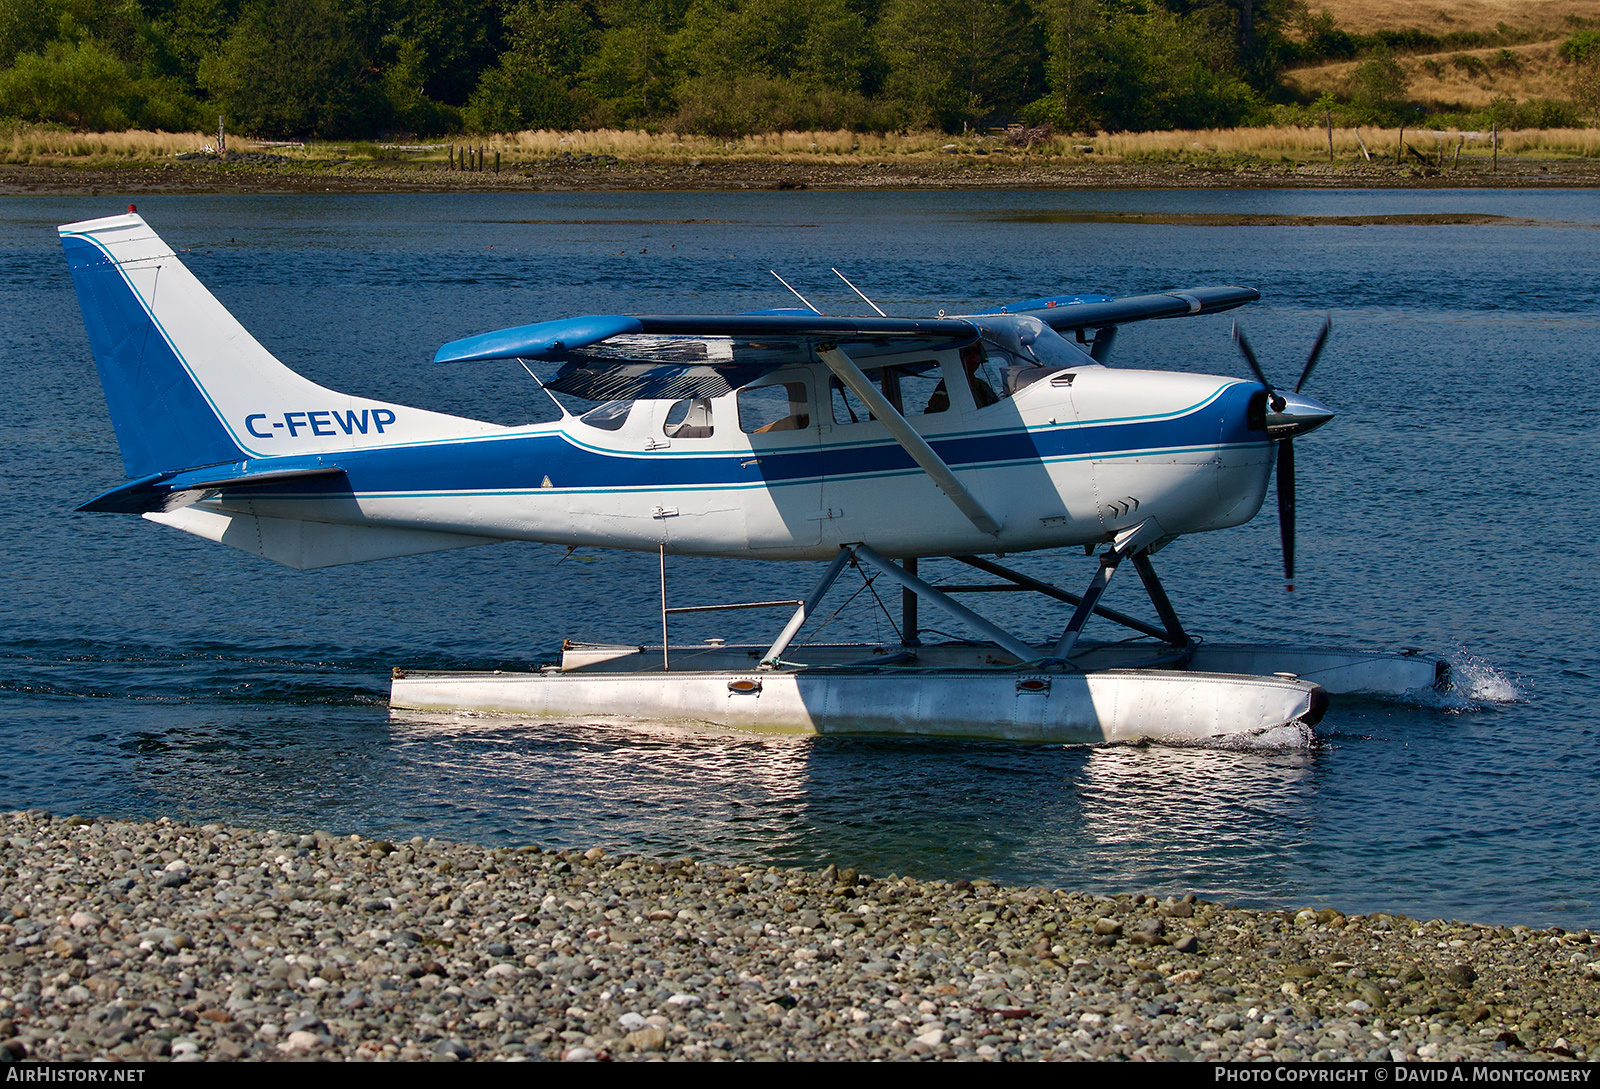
xmin=465 ymin=0 xmax=592 ymax=131
xmin=580 ymin=0 xmax=687 ymax=124
xmin=0 ymin=37 xmax=132 ymax=127
xmin=197 ymin=0 xmax=374 ymax=136
xmin=672 ymin=0 xmax=868 ymax=91
xmin=386 ymin=0 xmax=503 ymax=107
xmin=1035 ymin=0 xmax=1257 ymax=132
xmin=1561 ymin=30 xmax=1600 ymax=116
xmin=877 ymin=0 xmax=1042 ymax=130
xmin=1346 ymin=45 xmax=1409 ymax=125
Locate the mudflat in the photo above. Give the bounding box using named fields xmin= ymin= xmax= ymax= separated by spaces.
xmin=6 ymin=153 xmax=1600 ymax=196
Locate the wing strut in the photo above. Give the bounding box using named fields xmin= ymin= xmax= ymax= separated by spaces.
xmin=817 ymin=344 xmax=1002 ymax=537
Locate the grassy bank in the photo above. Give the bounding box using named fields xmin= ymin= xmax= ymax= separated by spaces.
xmin=6 ymin=124 xmax=1600 ymax=171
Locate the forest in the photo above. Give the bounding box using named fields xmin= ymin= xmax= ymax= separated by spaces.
xmin=0 ymin=0 xmax=1594 ymax=137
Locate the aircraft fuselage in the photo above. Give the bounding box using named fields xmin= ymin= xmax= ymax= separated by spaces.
xmin=193 ymin=350 xmax=1273 ymax=561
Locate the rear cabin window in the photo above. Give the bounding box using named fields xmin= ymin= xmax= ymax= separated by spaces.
xmin=663 ymin=397 xmax=713 ymax=438
xmin=738 ymin=382 xmax=811 ymax=434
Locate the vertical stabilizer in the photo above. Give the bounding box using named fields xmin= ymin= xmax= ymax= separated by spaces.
xmin=60 ymin=214 xmax=245 ymax=478
xmin=59 ymin=213 xmax=500 ymax=479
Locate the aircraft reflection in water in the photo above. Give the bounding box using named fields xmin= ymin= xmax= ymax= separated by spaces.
xmin=60 ymin=212 xmax=1445 ymax=746
xmin=388 ymin=712 xmax=1315 ymax=899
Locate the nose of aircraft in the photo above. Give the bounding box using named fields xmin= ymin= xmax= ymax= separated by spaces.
xmin=1265 ymin=390 xmax=1335 ymax=440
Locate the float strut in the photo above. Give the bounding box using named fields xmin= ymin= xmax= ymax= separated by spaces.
xmin=1130 ymin=551 xmax=1189 ymax=646
xmin=901 ymin=557 xmax=921 ymax=647
xmin=760 ymin=547 xmax=854 ymax=668
xmin=1053 ymin=552 xmax=1126 ymax=660
xmin=852 ymin=545 xmax=1038 ymax=663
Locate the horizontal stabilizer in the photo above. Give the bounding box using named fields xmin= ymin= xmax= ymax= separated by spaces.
xmin=145 ymin=507 xmax=505 ymax=570
xmin=79 ymin=463 xmax=347 ymax=514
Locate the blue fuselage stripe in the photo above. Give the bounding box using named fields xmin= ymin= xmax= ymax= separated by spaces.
xmin=225 ymin=383 xmax=1261 ymax=502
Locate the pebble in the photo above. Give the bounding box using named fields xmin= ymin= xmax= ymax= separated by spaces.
xmin=0 ymin=809 xmax=1594 ymax=1061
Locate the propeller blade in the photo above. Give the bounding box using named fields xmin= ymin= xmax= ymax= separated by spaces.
xmin=1277 ymin=439 xmax=1296 ymax=587
xmin=1232 ymin=322 xmax=1272 ymax=393
xmin=1294 ymin=316 xmax=1332 ymax=393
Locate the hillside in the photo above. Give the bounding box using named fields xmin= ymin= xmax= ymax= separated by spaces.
xmin=1307 ymin=0 xmax=1597 ymax=34
xmin=1287 ymin=1 xmax=1597 ymax=112
xmin=1285 ymin=39 xmax=1575 ymax=110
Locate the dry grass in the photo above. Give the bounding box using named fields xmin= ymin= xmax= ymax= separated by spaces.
xmin=1086 ymin=124 xmax=1600 ymax=159
xmin=1497 ymin=125 xmax=1600 ymax=152
xmin=474 ymin=125 xmax=1600 ymax=161
xmin=1308 ymin=0 xmax=1598 ymax=34
xmin=480 ymin=128 xmax=982 ymax=159
xmin=1285 ymin=40 xmax=1582 ymax=108
xmin=2 ymin=127 xmax=211 ymax=164
xmin=8 ymin=123 xmax=1599 ymax=168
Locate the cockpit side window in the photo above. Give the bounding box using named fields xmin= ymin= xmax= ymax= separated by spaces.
xmin=663 ymin=397 xmax=714 ymax=438
xmin=961 ymin=343 xmax=1003 ymax=409
xmin=831 ymin=361 xmax=948 ymax=423
xmin=739 ymin=381 xmax=811 ymax=434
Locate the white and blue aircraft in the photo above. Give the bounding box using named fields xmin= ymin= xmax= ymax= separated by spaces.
xmin=60 ymin=210 xmax=1429 ymax=744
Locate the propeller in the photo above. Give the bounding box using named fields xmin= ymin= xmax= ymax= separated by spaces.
xmin=1232 ymin=318 xmax=1334 ymax=591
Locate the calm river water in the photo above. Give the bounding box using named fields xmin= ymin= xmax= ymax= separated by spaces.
xmin=2 ymin=187 xmax=1596 ymax=928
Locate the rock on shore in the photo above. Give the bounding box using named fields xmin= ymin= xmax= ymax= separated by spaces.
xmin=0 ymin=809 xmax=1594 ymax=1062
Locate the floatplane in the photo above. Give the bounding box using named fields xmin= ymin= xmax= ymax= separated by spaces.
xmin=59 ymin=210 xmax=1446 ymax=746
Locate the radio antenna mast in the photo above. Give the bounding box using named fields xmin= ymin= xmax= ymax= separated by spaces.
xmin=832 ymin=267 xmax=887 ymax=316
xmin=769 ymin=271 xmax=821 ymax=314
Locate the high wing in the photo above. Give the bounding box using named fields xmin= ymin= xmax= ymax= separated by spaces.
xmin=434 ymin=314 xmax=979 ymax=400
xmin=432 ymin=286 xmax=1260 ymax=396
xmin=981 ymin=285 xmax=1259 ymax=330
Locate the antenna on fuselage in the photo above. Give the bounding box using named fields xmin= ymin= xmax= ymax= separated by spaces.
xmin=832 ymin=268 xmax=887 ymax=317
xmin=517 ymin=357 xmax=570 ymax=418
xmin=769 ymin=271 xmax=822 ymax=315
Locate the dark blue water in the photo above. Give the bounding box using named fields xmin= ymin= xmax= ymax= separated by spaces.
xmin=3 ymin=189 xmax=1597 ymax=929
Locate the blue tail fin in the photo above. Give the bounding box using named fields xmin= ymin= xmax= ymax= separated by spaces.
xmin=60 ymin=215 xmax=245 ymax=478
xmin=61 ymin=213 xmax=503 ymax=483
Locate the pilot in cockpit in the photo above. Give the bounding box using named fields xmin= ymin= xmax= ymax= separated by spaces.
xmin=925 ymin=344 xmax=1000 ymax=413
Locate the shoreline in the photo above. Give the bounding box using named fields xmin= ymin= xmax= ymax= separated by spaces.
xmin=6 ymin=155 xmax=1600 ymax=196
xmin=1 ymin=810 xmax=1594 ymax=1062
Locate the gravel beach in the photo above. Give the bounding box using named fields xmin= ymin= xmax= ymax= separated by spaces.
xmin=0 ymin=809 xmax=1595 ymax=1062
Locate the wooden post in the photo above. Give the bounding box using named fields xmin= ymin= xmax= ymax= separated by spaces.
xmin=1395 ymin=124 xmax=1404 ymax=165
xmin=494 ymin=151 xmax=500 ymax=174
xmin=449 ymin=145 xmax=455 ymax=170
xmin=217 ymin=115 xmax=225 ymax=154
xmin=1326 ymin=109 xmax=1334 ymax=162
xmin=1453 ymin=135 xmax=1463 ymax=171
xmin=1492 ymin=123 xmax=1498 ymax=174
xmin=1355 ymin=127 xmax=1371 ymax=161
